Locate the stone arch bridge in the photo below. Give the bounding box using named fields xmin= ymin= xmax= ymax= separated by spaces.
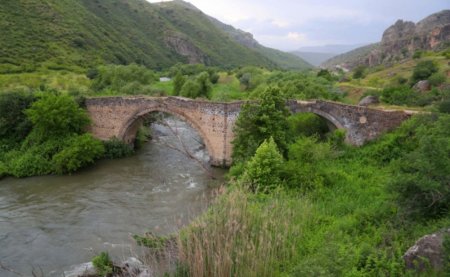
xmin=85 ymin=96 xmax=410 ymax=166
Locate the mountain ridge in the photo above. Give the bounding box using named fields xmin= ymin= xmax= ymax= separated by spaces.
xmin=322 ymin=10 xmax=450 ymax=69
xmin=0 ymin=0 xmax=311 ymax=72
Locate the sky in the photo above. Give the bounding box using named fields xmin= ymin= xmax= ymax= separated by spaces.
xmin=147 ymin=0 xmax=449 ymax=51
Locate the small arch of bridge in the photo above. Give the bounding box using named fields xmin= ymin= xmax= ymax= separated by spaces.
xmin=119 ymin=106 xmax=215 ymax=163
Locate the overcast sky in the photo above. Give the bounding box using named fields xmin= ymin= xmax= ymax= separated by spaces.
xmin=148 ymin=0 xmax=449 ymax=51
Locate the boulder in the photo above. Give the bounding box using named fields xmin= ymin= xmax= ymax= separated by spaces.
xmin=120 ymin=257 xmax=153 ymax=277
xmin=403 ymin=228 xmax=450 ymax=272
xmin=358 ymin=96 xmax=380 ymax=106
xmin=413 ymin=80 xmax=431 ymax=92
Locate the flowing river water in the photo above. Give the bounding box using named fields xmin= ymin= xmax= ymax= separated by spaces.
xmin=0 ymin=117 xmax=225 ymax=276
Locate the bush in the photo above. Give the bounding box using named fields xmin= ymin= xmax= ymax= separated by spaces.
xmin=25 ymin=93 xmax=90 ymax=137
xmin=242 ymin=137 xmax=284 ymax=193
xmin=172 ymin=71 xmax=186 ymax=96
xmin=180 ymin=79 xmax=201 ymax=98
xmin=411 ymin=60 xmax=438 ymax=84
xmin=438 ymin=99 xmax=450 ymax=114
xmin=103 ymin=138 xmax=134 ymax=159
xmin=391 ymin=114 xmax=450 ymax=219
xmin=52 ymin=134 xmax=105 ymax=174
xmin=381 ymin=86 xmax=417 ymax=106
xmin=0 ymin=91 xmax=36 ymax=144
xmin=284 ymin=136 xmax=333 ymax=190
xmin=9 ymin=151 xmax=52 ymax=178
xmin=91 ymin=64 xmax=156 ymax=93
xmin=232 ymin=87 xmax=290 ymax=163
xmin=92 ymin=252 xmax=114 ymax=276
xmin=288 ymin=113 xmax=330 ymax=139
xmin=353 ymin=65 xmax=367 ymax=79
xmin=428 ymin=72 xmax=446 ymax=87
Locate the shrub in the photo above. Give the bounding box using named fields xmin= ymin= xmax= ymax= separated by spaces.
xmin=91 ymin=64 xmax=156 ymax=93
xmin=0 ymin=91 xmax=36 ymax=144
xmin=103 ymin=138 xmax=134 ymax=159
xmin=8 ymin=151 xmax=52 ymax=178
xmin=391 ymin=114 xmax=450 ymax=219
xmin=381 ymin=86 xmax=417 ymax=106
xmin=172 ymin=71 xmax=186 ymax=96
xmin=92 ymin=252 xmax=114 ymax=276
xmin=438 ymin=99 xmax=450 ymax=114
xmin=284 ymin=136 xmax=333 ymax=190
xmin=25 ymin=93 xmax=90 ymax=137
xmin=52 ymin=134 xmax=105 ymax=174
xmin=288 ymin=113 xmax=330 ymax=139
xmin=353 ymin=65 xmax=367 ymax=79
xmin=242 ymin=137 xmax=284 ymax=193
xmin=411 ymin=60 xmax=438 ymax=84
xmin=412 ymin=50 xmax=423 ymax=59
xmin=232 ymin=87 xmax=290 ymax=163
xmin=180 ymin=79 xmax=201 ymax=98
xmin=428 ymin=72 xmax=446 ymax=87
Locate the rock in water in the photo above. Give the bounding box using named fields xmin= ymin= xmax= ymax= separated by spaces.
xmin=403 ymin=228 xmax=450 ymax=272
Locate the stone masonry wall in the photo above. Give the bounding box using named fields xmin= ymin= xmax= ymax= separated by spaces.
xmin=86 ymin=97 xmax=410 ymax=167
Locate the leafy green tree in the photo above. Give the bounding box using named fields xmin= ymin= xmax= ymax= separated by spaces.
xmin=317 ymin=69 xmax=333 ymax=81
xmin=242 ymin=137 xmax=284 ymax=193
xmin=411 ymin=60 xmax=438 ymax=83
xmin=0 ymin=91 xmax=35 ymax=147
xmin=232 ymin=87 xmax=290 ymax=164
xmin=391 ymin=114 xmax=450 ymax=218
xmin=173 ymin=71 xmax=186 ymax=96
xmin=180 ymin=79 xmax=201 ymax=98
xmin=25 ymin=93 xmax=90 ymax=138
xmin=195 ymin=71 xmax=212 ymax=99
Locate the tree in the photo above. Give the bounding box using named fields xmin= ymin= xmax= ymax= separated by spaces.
xmin=195 ymin=72 xmax=212 ymax=99
xmin=180 ymin=79 xmax=201 ymax=98
xmin=232 ymin=86 xmax=290 ymax=164
xmin=391 ymin=114 xmax=450 ymax=218
xmin=242 ymin=137 xmax=284 ymax=193
xmin=25 ymin=93 xmax=90 ymax=137
xmin=0 ymin=91 xmax=35 ymax=146
xmin=173 ymin=71 xmax=186 ymax=96
xmin=317 ymin=69 xmax=333 ymax=81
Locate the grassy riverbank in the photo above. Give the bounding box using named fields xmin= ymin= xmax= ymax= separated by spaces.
xmin=169 ymin=112 xmax=450 ymax=276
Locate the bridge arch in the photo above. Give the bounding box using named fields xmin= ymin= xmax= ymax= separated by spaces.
xmin=290 ymin=106 xmax=346 ymax=131
xmin=118 ymin=106 xmax=215 ymax=163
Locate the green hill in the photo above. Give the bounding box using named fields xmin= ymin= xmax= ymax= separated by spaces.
xmin=0 ymin=0 xmax=310 ymax=72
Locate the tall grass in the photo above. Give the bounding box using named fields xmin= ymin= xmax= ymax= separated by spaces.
xmin=176 ymin=186 xmax=311 ymax=277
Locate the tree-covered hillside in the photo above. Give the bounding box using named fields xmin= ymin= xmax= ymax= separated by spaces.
xmin=0 ymin=0 xmax=311 ymax=72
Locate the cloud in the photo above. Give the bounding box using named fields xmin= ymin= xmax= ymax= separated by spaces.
xmin=146 ymin=0 xmax=449 ymax=50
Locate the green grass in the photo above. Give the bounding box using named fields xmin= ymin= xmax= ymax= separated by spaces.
xmin=172 ymin=133 xmax=450 ymax=276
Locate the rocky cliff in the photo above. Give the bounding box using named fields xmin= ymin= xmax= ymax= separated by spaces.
xmin=323 ymin=10 xmax=450 ymax=69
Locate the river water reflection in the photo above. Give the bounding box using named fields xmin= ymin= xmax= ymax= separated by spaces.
xmin=0 ymin=117 xmax=225 ymax=276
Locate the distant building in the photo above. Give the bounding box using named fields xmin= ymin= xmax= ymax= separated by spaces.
xmin=159 ymin=77 xmax=171 ymax=82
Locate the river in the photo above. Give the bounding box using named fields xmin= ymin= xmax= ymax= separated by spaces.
xmin=0 ymin=117 xmax=225 ymax=276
